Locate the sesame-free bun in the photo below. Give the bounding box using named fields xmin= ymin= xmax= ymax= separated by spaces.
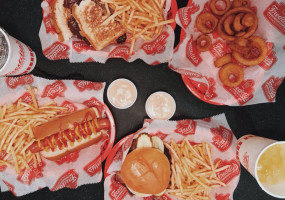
xmin=121 ymin=148 xmax=171 ymax=195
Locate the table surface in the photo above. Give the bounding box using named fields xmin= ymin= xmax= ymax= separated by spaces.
xmin=0 ymin=0 xmax=285 ymax=199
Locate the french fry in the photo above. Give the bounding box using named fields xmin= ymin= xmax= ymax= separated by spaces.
xmin=165 ymin=137 xmax=229 ymax=199
xmin=0 ymin=86 xmax=67 ymax=174
xmin=101 ymin=0 xmax=174 ymax=54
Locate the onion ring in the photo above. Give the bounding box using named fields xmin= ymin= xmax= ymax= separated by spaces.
xmin=233 ymin=13 xmax=245 ymax=32
xmin=196 ymin=34 xmax=212 ymax=52
xmin=214 ymin=54 xmax=232 ymax=68
xmin=242 ymin=13 xmax=254 ymax=27
xmin=232 ymin=0 xmax=251 ymax=8
xmin=219 ymin=63 xmax=244 ymax=87
xmin=217 ymin=7 xmax=257 ymax=41
xmin=223 ymin=14 xmax=235 ymax=35
xmin=232 ymin=36 xmax=268 ymax=66
xmin=235 ymin=31 xmax=246 ymax=37
xmin=196 ymin=13 xmax=218 ymax=34
xmin=210 ymin=0 xmax=231 ymax=15
xmin=228 ymin=38 xmax=251 ymax=54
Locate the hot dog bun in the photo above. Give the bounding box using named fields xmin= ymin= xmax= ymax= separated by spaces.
xmin=40 ymin=129 xmax=104 ymax=161
xmin=121 ymin=148 xmax=171 ymax=195
xmin=31 ymin=107 xmax=107 ymax=161
xmin=32 ymin=107 xmax=100 ymax=140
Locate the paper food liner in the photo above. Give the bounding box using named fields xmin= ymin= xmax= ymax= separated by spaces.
xmin=169 ymin=0 xmax=285 ymax=106
xmin=0 ymin=75 xmax=115 ymax=196
xmin=104 ymin=114 xmax=240 ymax=200
xmin=39 ymin=0 xmax=177 ymax=65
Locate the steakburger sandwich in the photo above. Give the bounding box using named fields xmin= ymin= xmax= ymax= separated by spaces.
xmin=120 ymin=133 xmax=171 ymax=197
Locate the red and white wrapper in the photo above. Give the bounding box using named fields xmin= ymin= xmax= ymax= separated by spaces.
xmin=170 ymin=0 xmax=285 ymax=106
xmin=104 ymin=114 xmax=240 ymax=200
xmin=236 ymin=135 xmax=276 ymax=178
xmin=0 ymin=75 xmax=115 ymax=196
xmin=39 ymin=0 xmax=177 ymax=65
xmin=0 ymin=28 xmax=36 ymax=76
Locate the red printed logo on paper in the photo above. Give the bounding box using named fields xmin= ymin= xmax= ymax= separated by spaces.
xmin=259 ymin=42 xmax=277 ymax=71
xmin=224 ymin=79 xmax=255 ymax=105
xmin=108 ymin=46 xmax=130 ymax=61
xmin=178 ymin=2 xmax=200 ymax=29
xmin=2 ymin=180 xmax=16 ymax=196
xmin=175 ymin=119 xmax=197 ymax=136
xmin=210 ymin=39 xmax=231 ymax=59
xmin=43 ymin=14 xmax=56 ymax=34
xmin=84 ymin=156 xmax=101 ymax=177
xmin=74 ymin=80 xmax=103 ymax=92
xmin=211 ymin=126 xmax=233 ymax=152
xmin=73 ymin=41 xmax=94 ymax=53
xmin=85 ymin=57 xmax=95 ymax=62
xmin=42 ymin=80 xmax=67 ymax=99
xmin=83 ymin=97 xmax=105 ymax=114
xmin=55 ymin=151 xmax=80 ymax=165
xmin=150 ymin=131 xmax=168 ymax=140
xmin=243 ymin=152 xmax=249 ymax=171
xmin=264 ymin=2 xmax=285 ymax=35
xmin=186 ymin=35 xmax=202 ymax=66
xmin=43 ymin=41 xmax=70 ymax=60
xmin=215 ymin=193 xmax=230 ymax=200
xmin=109 ymin=174 xmax=129 ymax=200
xmin=61 ymin=100 xmax=77 ymax=113
xmin=201 ymin=2 xmax=210 ymax=13
xmin=262 ymin=76 xmax=284 ymax=102
xmin=236 ymin=135 xmax=254 ymax=160
xmin=6 ymin=75 xmax=34 ymax=89
xmin=122 ymin=136 xmax=134 ymax=152
xmin=215 ymin=159 xmax=240 ymax=184
xmin=202 ymin=117 xmax=211 ymax=122
xmin=169 ymin=65 xmax=203 ymax=78
xmin=17 ymin=160 xmax=46 ymax=185
xmin=0 ymin=151 xmax=7 ymax=171
xmin=113 ymin=148 xmax=124 ymax=162
xmin=190 ymin=77 xmax=217 ymax=100
xmin=141 ymin=32 xmax=169 ymax=55
xmin=16 ymin=92 xmax=33 ymax=104
xmin=51 ymin=169 xmax=79 ymax=191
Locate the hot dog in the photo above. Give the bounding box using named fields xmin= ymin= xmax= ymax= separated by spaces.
xmin=28 ymin=107 xmax=110 ymax=161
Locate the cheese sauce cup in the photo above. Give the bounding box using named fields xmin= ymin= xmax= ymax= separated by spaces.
xmin=0 ymin=27 xmax=36 ymax=76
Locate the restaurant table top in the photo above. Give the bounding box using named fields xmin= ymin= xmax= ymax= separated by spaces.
xmin=0 ymin=0 xmax=285 ymax=199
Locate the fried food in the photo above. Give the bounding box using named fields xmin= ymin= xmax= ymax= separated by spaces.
xmin=165 ymin=137 xmax=229 ymax=199
xmin=232 ymin=0 xmax=251 ymax=8
xmin=219 ymin=63 xmax=244 ymax=87
xmin=223 ymin=14 xmax=235 ymax=35
xmin=228 ymin=38 xmax=251 ymax=53
xmin=196 ymin=34 xmax=212 ymax=52
xmin=210 ymin=0 xmax=231 ymax=15
xmin=101 ymin=0 xmax=175 ymax=54
xmin=232 ymin=36 xmax=268 ymax=66
xmin=196 ymin=13 xmax=218 ymax=34
xmin=233 ymin=13 xmax=245 ymax=32
xmin=217 ymin=7 xmax=257 ymax=41
xmin=214 ymin=53 xmax=232 ymax=68
xmin=0 ymin=86 xmax=67 ymax=173
xmin=242 ymin=13 xmax=255 ymax=27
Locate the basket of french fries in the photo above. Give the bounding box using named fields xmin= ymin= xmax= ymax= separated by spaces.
xmin=39 ymin=0 xmax=177 ymax=64
xmin=0 ymin=75 xmax=115 ymax=196
xmin=104 ymin=114 xmax=240 ymax=200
